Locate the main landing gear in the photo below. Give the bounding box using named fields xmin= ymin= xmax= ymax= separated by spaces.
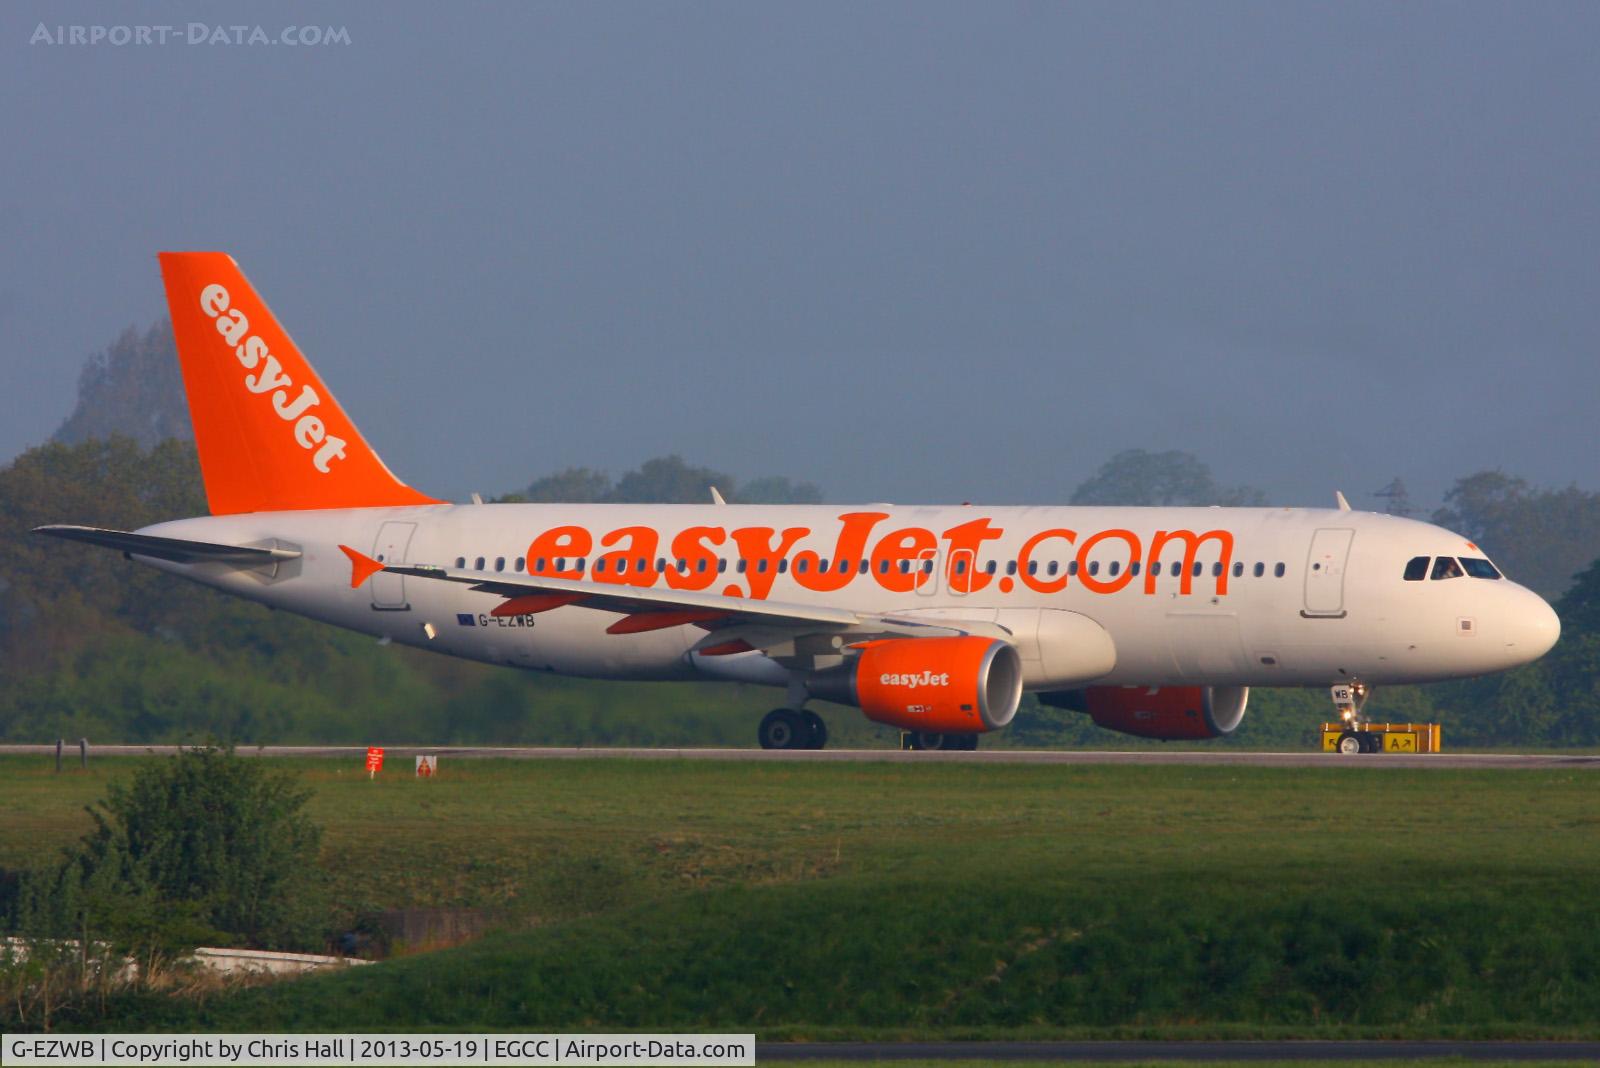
xmin=904 ymin=732 xmax=979 ymax=751
xmin=753 ymin=709 xmax=981 ymax=752
xmin=758 ymin=708 xmax=828 ymax=750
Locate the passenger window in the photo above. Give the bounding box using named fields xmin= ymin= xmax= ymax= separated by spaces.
xmin=819 ymin=558 xmax=830 ymax=571
xmin=554 ymin=558 xmax=566 ymax=571
xmin=859 ymin=560 xmax=870 ymax=574
xmin=637 ymin=557 xmax=647 ymax=572
xmin=777 ymin=559 xmax=788 ymax=574
xmin=1108 ymin=560 xmax=1120 ymax=576
xmin=1047 ymin=561 xmax=1059 ymax=576
xmin=1253 ymin=562 xmax=1264 ymax=577
xmin=1028 ymin=560 xmax=1039 ymax=576
xmin=1068 ymin=560 xmax=1079 ymax=576
xmin=1460 ymin=557 xmax=1502 ymax=579
xmin=879 ymin=560 xmax=890 ymax=574
xmin=1006 ymin=560 xmax=1018 ymax=576
xmin=1274 ymin=563 xmax=1286 ymax=578
xmin=955 ymin=559 xmax=968 ymax=575
xmin=985 ymin=561 xmax=997 ymax=574
xmin=797 ymin=560 xmax=809 ymax=574
xmin=1403 ymin=556 xmax=1430 ymax=581
xmin=697 ymin=559 xmax=708 ymax=573
xmin=1088 ymin=560 xmax=1100 ymax=576
xmin=595 ymin=559 xmax=607 ymax=574
xmin=898 ymin=560 xmax=911 ymax=574
xmin=1432 ymin=557 xmax=1464 ymax=580
xmin=516 ymin=557 xmax=526 ymax=572
xmin=1232 ymin=562 xmax=1243 ymax=578
xmin=757 ymin=560 xmax=768 ymax=574
xmin=656 ymin=558 xmax=667 ymax=573
xmin=737 ymin=559 xmax=748 ymax=574
xmin=454 ymin=557 xmax=466 ymax=569
xmin=1212 ymin=562 xmax=1223 ymax=577
xmin=495 ymin=557 xmax=505 ymax=572
xmin=923 ymin=559 xmax=934 ymax=574
xmin=839 ymin=560 xmax=851 ymax=574
xmin=576 ymin=558 xmax=586 ymax=573
xmin=1193 ymin=562 xmax=1203 ymax=577
xmin=475 ymin=556 xmax=486 ymax=571
xmin=717 ymin=559 xmax=727 ymax=574
xmin=1172 ymin=561 xmax=1184 ymax=577
xmin=1130 ymin=561 xmax=1141 ymax=577
xmin=616 ymin=558 xmax=628 ymax=574
xmin=676 ymin=558 xmax=688 ymax=573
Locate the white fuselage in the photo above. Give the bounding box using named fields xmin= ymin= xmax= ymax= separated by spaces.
xmin=134 ymin=503 xmax=1560 ymax=693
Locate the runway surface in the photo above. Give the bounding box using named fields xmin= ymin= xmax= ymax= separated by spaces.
xmin=755 ymin=1039 xmax=1600 ymax=1061
xmin=2 ymin=744 xmax=1596 ymax=769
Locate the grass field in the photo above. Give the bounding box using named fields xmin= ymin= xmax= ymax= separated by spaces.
xmin=2 ymin=755 xmax=1598 ymax=1038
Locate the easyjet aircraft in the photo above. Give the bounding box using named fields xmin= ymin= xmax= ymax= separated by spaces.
xmin=36 ymin=254 xmax=1562 ymax=751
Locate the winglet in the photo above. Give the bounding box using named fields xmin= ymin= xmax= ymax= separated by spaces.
xmin=709 ymin=486 xmax=727 ymax=506
xmin=339 ymin=544 xmax=386 ymax=588
xmin=1334 ymin=491 xmax=1352 ymax=512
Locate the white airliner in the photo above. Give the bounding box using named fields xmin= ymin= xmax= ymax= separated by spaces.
xmin=36 ymin=253 xmax=1561 ymax=751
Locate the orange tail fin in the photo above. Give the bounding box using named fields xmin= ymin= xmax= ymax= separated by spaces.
xmin=158 ymin=252 xmax=440 ymax=515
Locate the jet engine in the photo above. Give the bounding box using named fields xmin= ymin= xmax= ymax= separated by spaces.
xmin=808 ymin=636 xmax=1024 ymax=734
xmin=1038 ymin=684 xmax=1249 ymax=740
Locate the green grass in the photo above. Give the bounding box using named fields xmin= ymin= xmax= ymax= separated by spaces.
xmin=2 ymin=755 xmax=1597 ymax=1037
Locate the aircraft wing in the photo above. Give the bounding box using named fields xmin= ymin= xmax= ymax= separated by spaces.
xmin=34 ymin=525 xmax=301 ymax=566
xmin=364 ymin=551 xmax=1004 ymax=655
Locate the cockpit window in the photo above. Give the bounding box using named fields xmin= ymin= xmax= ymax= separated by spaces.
xmin=1403 ymin=556 xmax=1429 ymax=581
xmin=1431 ymin=556 xmax=1464 ymax=580
xmin=1460 ymin=556 xmax=1502 ymax=579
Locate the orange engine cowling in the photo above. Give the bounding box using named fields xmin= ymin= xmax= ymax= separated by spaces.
xmin=1040 ymin=685 xmax=1249 ymax=739
xmin=808 ymin=636 xmax=1024 ymax=734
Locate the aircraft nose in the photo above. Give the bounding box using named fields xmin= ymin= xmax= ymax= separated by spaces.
xmin=1506 ymin=586 xmax=1561 ymax=665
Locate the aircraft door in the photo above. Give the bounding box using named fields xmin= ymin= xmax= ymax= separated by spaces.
xmin=370 ymin=521 xmax=416 ymax=610
xmin=1166 ymin=611 xmax=1250 ymax=678
xmin=1303 ymin=528 xmax=1355 ymax=617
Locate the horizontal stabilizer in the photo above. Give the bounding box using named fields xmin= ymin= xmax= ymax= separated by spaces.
xmin=33 ymin=525 xmax=301 ymax=566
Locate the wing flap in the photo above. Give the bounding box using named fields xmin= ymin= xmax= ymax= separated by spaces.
xmin=378 ymin=556 xmax=1015 ymax=658
xmin=379 ymin=559 xmax=862 ymax=630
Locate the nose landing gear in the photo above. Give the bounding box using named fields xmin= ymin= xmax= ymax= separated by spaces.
xmin=1330 ymin=682 xmax=1380 ymax=754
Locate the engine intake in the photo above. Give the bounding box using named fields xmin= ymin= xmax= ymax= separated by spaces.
xmin=1039 ymin=684 xmax=1249 ymax=740
xmin=809 ymin=636 xmax=1023 ymax=734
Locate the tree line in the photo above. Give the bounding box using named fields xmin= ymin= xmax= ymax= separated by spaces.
xmin=1 ymin=320 xmax=1595 ymax=749
xmin=4 ymin=434 xmax=1597 ymax=749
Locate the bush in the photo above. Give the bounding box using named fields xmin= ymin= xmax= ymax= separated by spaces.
xmin=21 ymin=747 xmax=326 ymax=955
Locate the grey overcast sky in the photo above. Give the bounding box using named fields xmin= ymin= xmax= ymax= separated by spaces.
xmin=3 ymin=2 xmax=1597 ymax=510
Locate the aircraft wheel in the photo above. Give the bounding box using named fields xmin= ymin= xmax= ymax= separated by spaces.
xmin=801 ymin=710 xmax=828 ymax=750
xmin=1336 ymin=732 xmax=1363 ymax=755
xmin=909 ymin=731 xmax=948 ymax=751
xmin=1358 ymin=732 xmax=1381 ymax=754
xmin=759 ymin=709 xmax=806 ymax=750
